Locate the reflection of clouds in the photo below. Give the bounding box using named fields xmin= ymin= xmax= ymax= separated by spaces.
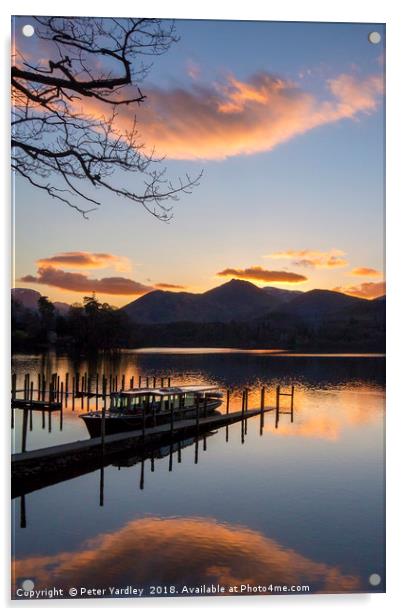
xmin=13 ymin=517 xmax=360 ymax=592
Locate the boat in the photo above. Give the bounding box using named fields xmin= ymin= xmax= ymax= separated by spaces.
xmin=80 ymin=385 xmax=223 ymax=438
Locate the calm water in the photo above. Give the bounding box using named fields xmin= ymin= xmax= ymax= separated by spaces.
xmin=12 ymin=350 xmax=385 ymax=598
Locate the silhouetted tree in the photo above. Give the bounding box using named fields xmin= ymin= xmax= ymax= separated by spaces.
xmin=12 ymin=17 xmax=201 ymax=218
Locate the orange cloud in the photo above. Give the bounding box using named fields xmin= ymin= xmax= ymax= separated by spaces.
xmin=155 ymin=282 xmax=186 ymax=290
xmin=350 ymin=267 xmax=382 ymax=277
xmin=217 ymin=266 xmax=307 ymax=284
xmin=333 ymin=281 xmax=385 ymax=299
xmin=267 ymin=249 xmax=348 ymax=269
xmin=36 ymin=251 xmax=131 ymax=272
xmin=12 ymin=517 xmax=360 ymax=593
xmin=20 ymin=266 xmax=152 ymax=296
xmin=82 ymin=70 xmax=383 ymax=161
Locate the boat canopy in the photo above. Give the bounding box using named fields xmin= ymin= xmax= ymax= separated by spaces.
xmin=119 ymin=385 xmax=220 ymax=398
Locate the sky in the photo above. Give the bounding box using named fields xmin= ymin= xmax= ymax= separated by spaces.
xmin=12 ymin=18 xmax=385 ymax=307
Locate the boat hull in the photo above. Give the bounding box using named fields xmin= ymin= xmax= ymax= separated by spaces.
xmin=80 ymin=399 xmax=222 ymax=438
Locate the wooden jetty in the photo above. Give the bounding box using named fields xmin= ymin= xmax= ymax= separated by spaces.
xmin=11 ymin=370 xmax=296 ymax=497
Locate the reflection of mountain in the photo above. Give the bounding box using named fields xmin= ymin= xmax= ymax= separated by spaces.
xmin=13 ymin=516 xmax=361 ymax=594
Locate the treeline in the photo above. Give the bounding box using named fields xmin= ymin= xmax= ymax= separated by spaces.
xmin=12 ymin=294 xmax=130 ymax=353
xmin=127 ymin=309 xmax=385 ymax=352
xmin=12 ymin=294 xmax=385 ymax=354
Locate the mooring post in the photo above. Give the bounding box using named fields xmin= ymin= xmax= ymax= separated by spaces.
xmin=226 ymin=389 xmax=230 ymax=414
xmin=21 ymin=409 xmax=28 ymax=453
xmin=161 ymin=377 xmax=164 ymax=387
xmin=153 ymin=376 xmax=157 ymax=388
xmin=72 ymin=377 xmax=75 ymax=411
xmin=226 ymin=424 xmax=229 ymax=443
xmin=60 ymin=382 xmax=64 ymax=430
xmin=29 ymin=382 xmax=33 ymax=431
xmin=57 ymin=375 xmax=60 ymax=402
xmin=99 ymin=465 xmax=104 ymax=507
xmin=203 ymin=436 xmax=207 ymax=451
xmin=11 ymin=373 xmax=16 ymax=405
xmin=196 ymin=395 xmax=200 ymax=430
xmin=146 ymin=376 xmax=149 ymax=388
xmin=178 ymin=439 xmax=182 ymax=463
xmin=121 ymin=374 xmax=125 ymax=390
xmin=195 ymin=438 xmax=199 ymax=465
xmin=37 ymin=373 xmax=41 ymax=400
xmin=101 ymin=403 xmax=106 ymax=451
xmin=139 ymin=375 xmax=142 ymax=388
xmin=48 ymin=409 xmax=52 ymax=433
xmin=42 ymin=377 xmax=46 ymax=402
xmin=291 ymin=385 xmax=295 ymax=422
xmin=151 ymin=453 xmax=155 ymax=472
xmin=241 ymin=389 xmax=245 ymax=418
xmin=130 ymin=376 xmax=134 ymax=389
xmin=142 ymin=404 xmax=146 ymax=439
xmin=204 ymin=396 xmax=207 ymax=418
xmin=260 ymin=387 xmax=265 ymax=412
xmin=65 ymin=373 xmax=69 ymax=398
xmin=168 ymin=377 xmax=171 ymax=387
xmin=275 ymin=385 xmax=280 ymax=429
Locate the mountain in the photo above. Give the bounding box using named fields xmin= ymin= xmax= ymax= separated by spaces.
xmin=12 ymin=288 xmax=70 ymax=315
xmin=122 ymin=279 xmax=283 ymax=324
xmin=278 ymin=289 xmax=368 ymax=319
xmin=262 ymin=286 xmax=303 ymax=304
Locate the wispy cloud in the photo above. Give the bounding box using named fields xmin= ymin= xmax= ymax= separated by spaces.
xmin=91 ymin=69 xmax=383 ymax=160
xmin=20 ymin=266 xmax=152 ymax=296
xmin=217 ymin=266 xmax=307 ymax=284
xmin=333 ymin=281 xmax=385 ymax=299
xmin=36 ymin=251 xmax=131 ymax=272
xmin=349 ymin=267 xmax=382 ymax=277
xmin=155 ymin=282 xmax=187 ymax=290
xmin=267 ymin=249 xmax=348 ymax=269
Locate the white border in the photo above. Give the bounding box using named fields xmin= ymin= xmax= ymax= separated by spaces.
xmin=2 ymin=0 xmax=401 ymax=613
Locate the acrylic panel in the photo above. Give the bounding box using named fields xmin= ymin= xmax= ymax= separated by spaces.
xmin=11 ymin=16 xmax=385 ymax=600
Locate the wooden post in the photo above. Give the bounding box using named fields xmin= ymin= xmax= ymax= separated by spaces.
xmin=161 ymin=377 xmax=164 ymax=387
xmin=42 ymin=377 xmax=46 ymax=402
xmin=196 ymin=395 xmax=200 ymax=430
xmin=203 ymin=436 xmax=207 ymax=451
xmin=96 ymin=373 xmax=99 ymax=410
xmin=11 ymin=373 xmax=17 ymax=402
xmin=142 ymin=404 xmax=146 ymax=439
xmin=65 ymin=373 xmax=69 ymax=398
xmin=99 ymin=465 xmax=104 ymax=507
xmin=291 ymin=385 xmax=295 ymax=422
xmin=146 ymin=376 xmax=149 ymax=388
xmin=37 ymin=373 xmax=41 ymax=400
xmin=241 ymin=390 xmax=245 ymax=418
xmin=226 ymin=424 xmax=229 ymax=442
xmin=21 ymin=409 xmax=28 ymax=453
xmin=48 ymin=409 xmax=52 ymax=433
xmin=29 ymin=382 xmax=33 ymax=431
xmin=139 ymin=375 xmax=142 ymax=388
xmin=101 ymin=403 xmax=106 ymax=450
xmin=260 ymin=387 xmax=265 ymax=412
xmin=153 ymin=376 xmax=156 ymax=388
xmin=140 ymin=458 xmax=145 ymax=489
xmin=275 ymin=385 xmax=280 ymax=429
xmin=72 ymin=377 xmax=75 ymax=411
xmin=129 ymin=376 xmax=134 ymax=389
xmin=60 ymin=382 xmax=64 ymax=430
xmin=178 ymin=440 xmax=182 ymax=463
xmin=168 ymin=377 xmax=171 ymax=387
xmin=226 ymin=389 xmax=230 ymax=414
xmin=151 ymin=454 xmax=155 ymax=472
xmin=57 ymin=375 xmax=60 ymax=402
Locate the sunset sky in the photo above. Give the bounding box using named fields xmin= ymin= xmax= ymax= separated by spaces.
xmin=13 ymin=18 xmax=385 ymax=307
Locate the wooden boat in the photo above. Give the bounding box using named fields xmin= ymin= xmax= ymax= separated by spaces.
xmin=80 ymin=385 xmax=223 ymax=437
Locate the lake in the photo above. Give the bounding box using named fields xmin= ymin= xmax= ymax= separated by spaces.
xmin=11 ymin=349 xmax=385 ymax=598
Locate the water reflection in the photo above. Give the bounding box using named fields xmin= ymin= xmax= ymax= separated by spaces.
xmin=13 ymin=516 xmax=361 ymax=595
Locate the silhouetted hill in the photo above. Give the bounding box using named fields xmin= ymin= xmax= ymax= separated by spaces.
xmin=122 ymin=279 xmax=282 ymax=324
xmin=278 ymin=289 xmax=368 ymax=319
xmin=12 ymin=288 xmax=70 ymax=314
